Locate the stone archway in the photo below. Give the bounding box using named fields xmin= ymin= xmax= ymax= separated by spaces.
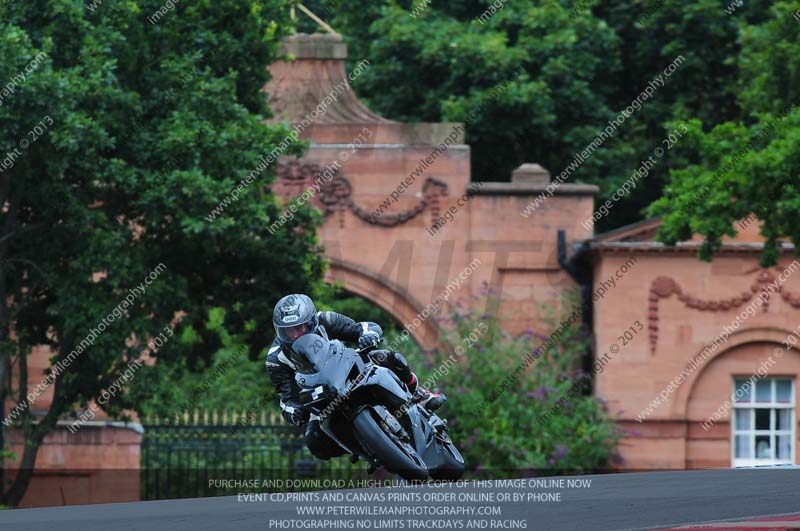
xmin=325 ymin=258 xmax=441 ymax=352
xmin=673 ymin=327 xmax=797 ymax=418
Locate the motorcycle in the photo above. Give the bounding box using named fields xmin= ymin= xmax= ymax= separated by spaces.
xmin=291 ymin=333 xmax=465 ymax=481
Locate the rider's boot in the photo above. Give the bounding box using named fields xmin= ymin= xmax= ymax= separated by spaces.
xmin=407 ymin=373 xmax=446 ymax=411
xmin=379 ymin=351 xmax=447 ymax=411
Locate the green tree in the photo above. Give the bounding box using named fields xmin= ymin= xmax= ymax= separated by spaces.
xmin=310 ymin=0 xmax=755 ymax=230
xmin=130 ymin=308 xmax=276 ymax=421
xmin=0 ymin=0 xmax=324 ymax=505
xmin=321 ymin=0 xmax=623 ymax=185
xmin=592 ymin=0 xmax=745 ymax=228
xmin=648 ymin=0 xmax=800 ymax=266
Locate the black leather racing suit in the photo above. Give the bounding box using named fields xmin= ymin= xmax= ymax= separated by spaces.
xmin=265 ymin=310 xmax=414 ymax=459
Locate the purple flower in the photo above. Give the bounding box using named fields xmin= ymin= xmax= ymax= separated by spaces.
xmin=531 ymin=386 xmax=548 ymax=399
xmin=555 ymin=444 xmax=568 ymax=459
xmin=548 ymin=458 xmax=555 ymax=466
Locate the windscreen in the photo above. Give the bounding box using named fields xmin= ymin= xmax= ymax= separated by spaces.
xmin=290 ymin=334 xmax=332 ymax=374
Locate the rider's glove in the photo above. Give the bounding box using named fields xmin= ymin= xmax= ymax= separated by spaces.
xmin=281 ymin=400 xmax=309 ymax=427
xmin=358 ymin=330 xmax=381 ymax=349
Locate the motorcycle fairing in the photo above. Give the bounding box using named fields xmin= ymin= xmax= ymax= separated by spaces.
xmin=291 ymin=333 xmax=463 ymax=476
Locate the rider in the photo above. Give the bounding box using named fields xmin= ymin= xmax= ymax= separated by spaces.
xmin=266 ymin=293 xmax=445 ymax=460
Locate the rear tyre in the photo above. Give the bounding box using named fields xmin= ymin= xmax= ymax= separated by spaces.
xmin=352 ymin=408 xmax=429 ymax=481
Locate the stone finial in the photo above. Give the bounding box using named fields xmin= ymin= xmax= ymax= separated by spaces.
xmin=511 ymin=163 xmax=551 ymax=185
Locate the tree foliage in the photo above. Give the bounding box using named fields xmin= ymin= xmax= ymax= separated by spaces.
xmin=305 ymin=0 xmax=751 ymax=229
xmin=648 ymin=0 xmax=800 ymax=266
xmin=130 ymin=308 xmax=276 ymax=421
xmin=0 ymin=0 xmax=323 ymax=505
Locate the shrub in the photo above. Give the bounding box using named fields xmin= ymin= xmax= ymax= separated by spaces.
xmin=401 ymin=290 xmax=622 ymax=476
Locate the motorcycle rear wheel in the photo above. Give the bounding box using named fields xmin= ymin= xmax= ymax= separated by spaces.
xmin=352 ymin=408 xmax=429 ymax=481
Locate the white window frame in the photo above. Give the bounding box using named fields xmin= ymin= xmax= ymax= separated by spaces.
xmin=731 ymin=377 xmax=795 ymax=467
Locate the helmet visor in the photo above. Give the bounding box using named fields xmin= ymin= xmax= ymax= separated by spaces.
xmin=276 ymin=320 xmax=315 ymax=344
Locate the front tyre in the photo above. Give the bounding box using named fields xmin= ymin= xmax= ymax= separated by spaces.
xmin=428 ymin=431 xmax=465 ymax=480
xmin=428 ymin=444 xmax=465 ymax=480
xmin=352 ymin=408 xmax=429 ymax=481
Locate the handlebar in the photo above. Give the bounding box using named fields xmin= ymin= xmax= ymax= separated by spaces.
xmin=355 ymin=337 xmax=384 ymax=355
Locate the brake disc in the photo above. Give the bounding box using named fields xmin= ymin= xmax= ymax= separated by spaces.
xmin=380 ymin=418 xmax=417 ymax=456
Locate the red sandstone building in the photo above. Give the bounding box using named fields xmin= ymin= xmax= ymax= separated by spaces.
xmin=589 ymin=219 xmax=800 ymax=469
xmin=6 ymin=33 xmax=799 ymax=506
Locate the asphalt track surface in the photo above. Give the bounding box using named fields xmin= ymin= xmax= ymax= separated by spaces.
xmin=1 ymin=469 xmax=798 ymax=531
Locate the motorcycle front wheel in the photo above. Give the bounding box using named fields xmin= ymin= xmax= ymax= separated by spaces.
xmin=428 ymin=438 xmax=465 ymax=480
xmin=352 ymin=408 xmax=429 ymax=481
